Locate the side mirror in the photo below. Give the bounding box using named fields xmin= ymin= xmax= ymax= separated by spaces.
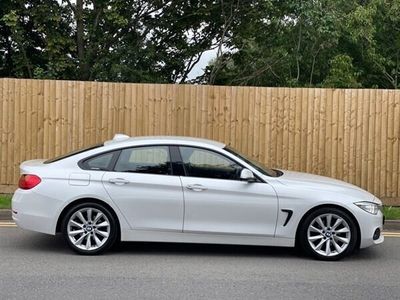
xmin=240 ymin=168 xmax=256 ymax=182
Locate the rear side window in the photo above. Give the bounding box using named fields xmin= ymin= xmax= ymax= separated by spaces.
xmin=114 ymin=146 xmax=172 ymax=175
xmin=179 ymin=146 xmax=242 ymax=180
xmin=81 ymin=152 xmax=116 ymax=170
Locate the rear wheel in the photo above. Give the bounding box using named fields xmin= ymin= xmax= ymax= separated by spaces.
xmin=298 ymin=207 xmax=358 ymax=261
xmin=62 ymin=202 xmax=117 ymax=255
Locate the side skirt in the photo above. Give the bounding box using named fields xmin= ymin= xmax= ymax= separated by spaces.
xmin=121 ymin=229 xmax=295 ymax=247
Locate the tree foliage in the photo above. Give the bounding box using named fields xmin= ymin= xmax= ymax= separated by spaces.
xmin=1 ymin=0 xmax=400 ymax=88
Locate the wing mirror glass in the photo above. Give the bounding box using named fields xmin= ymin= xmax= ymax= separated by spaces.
xmin=240 ymin=168 xmax=256 ymax=182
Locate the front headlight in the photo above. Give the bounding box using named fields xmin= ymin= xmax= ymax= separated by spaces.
xmin=354 ymin=201 xmax=381 ymax=215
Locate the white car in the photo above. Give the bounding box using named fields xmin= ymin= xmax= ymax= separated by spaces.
xmin=12 ymin=134 xmax=384 ymax=260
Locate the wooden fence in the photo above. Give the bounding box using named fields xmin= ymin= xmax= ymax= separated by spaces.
xmin=0 ymin=78 xmax=399 ymax=204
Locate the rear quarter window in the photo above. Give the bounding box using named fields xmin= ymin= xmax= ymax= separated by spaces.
xmin=44 ymin=143 xmax=103 ymax=164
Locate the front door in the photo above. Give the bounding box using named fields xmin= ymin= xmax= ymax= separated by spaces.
xmin=178 ymin=146 xmax=278 ymax=236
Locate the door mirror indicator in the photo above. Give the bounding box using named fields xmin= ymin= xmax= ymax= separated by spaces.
xmin=240 ymin=169 xmax=256 ymax=182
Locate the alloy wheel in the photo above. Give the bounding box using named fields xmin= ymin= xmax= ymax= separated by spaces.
xmin=307 ymin=213 xmax=351 ymax=257
xmin=67 ymin=207 xmax=111 ymax=251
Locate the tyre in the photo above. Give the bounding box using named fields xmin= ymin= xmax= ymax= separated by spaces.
xmin=62 ymin=202 xmax=118 ymax=255
xmin=298 ymin=207 xmax=358 ymax=261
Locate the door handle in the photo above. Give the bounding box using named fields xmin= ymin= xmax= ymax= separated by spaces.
xmin=108 ymin=178 xmax=129 ymax=185
xmin=186 ymin=184 xmax=207 ymax=192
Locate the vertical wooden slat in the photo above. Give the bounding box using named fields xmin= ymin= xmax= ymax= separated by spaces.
xmin=253 ymin=87 xmax=261 ymax=159
xmin=386 ymin=91 xmax=394 ymax=197
xmin=380 ymin=90 xmax=388 ymax=197
xmin=318 ymin=89 xmax=326 ymax=175
xmin=325 ymin=89 xmax=333 ymax=176
xmin=26 ymin=79 xmax=32 ymax=161
xmin=259 ymin=88 xmax=267 ymax=165
xmin=342 ymin=89 xmax=351 ymax=182
xmin=247 ymin=87 xmax=255 ymax=158
xmin=354 ymin=89 xmax=362 ymax=187
xmin=31 ymin=80 xmax=39 ymax=159
xmin=300 ymin=88 xmax=308 ymax=172
xmin=20 ymin=80 xmax=27 ymax=174
xmin=337 ymin=89 xmax=345 ymax=180
xmin=367 ymin=89 xmax=376 ymax=194
xmin=393 ymin=92 xmax=400 ymax=198
xmin=348 ymin=89 xmax=357 ymax=184
xmin=331 ymin=89 xmax=339 ymax=178
xmin=54 ymin=80 xmax=61 ymax=156
xmin=8 ymin=79 xmax=16 ymax=184
xmin=374 ymin=90 xmax=382 ymax=196
xmin=306 ymin=88 xmax=314 ymax=173
xmin=270 ymin=88 xmax=278 ymax=168
xmin=287 ymin=88 xmax=295 ymax=170
xmin=282 ymin=88 xmax=289 ymax=169
xmin=14 ymin=79 xmax=21 ymax=182
xmin=276 ymin=88 xmax=284 ymax=168
xmin=360 ymin=89 xmax=370 ymax=191
xmin=0 ymin=79 xmax=6 ymax=184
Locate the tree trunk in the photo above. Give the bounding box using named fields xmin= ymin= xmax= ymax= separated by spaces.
xmin=76 ymin=0 xmax=89 ymax=80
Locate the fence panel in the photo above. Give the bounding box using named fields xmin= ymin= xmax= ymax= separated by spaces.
xmin=0 ymin=78 xmax=399 ymax=204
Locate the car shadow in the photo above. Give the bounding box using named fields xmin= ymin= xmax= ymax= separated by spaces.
xmin=13 ymin=230 xmax=380 ymax=261
xmin=16 ymin=231 xmax=301 ymax=258
xmin=113 ymin=241 xmax=301 ymax=259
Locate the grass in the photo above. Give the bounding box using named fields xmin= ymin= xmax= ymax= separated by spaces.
xmin=0 ymin=194 xmax=12 ymax=209
xmin=383 ymin=206 xmax=400 ymax=221
xmin=1 ymin=193 xmax=400 ymax=220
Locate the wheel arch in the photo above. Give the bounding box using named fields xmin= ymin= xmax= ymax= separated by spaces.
xmin=56 ymin=197 xmax=121 ymax=240
xmin=295 ymin=204 xmax=361 ymax=249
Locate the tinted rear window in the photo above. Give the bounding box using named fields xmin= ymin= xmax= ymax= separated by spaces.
xmin=44 ymin=143 xmax=103 ymax=164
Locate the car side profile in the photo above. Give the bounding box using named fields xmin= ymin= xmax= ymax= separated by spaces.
xmin=12 ymin=134 xmax=384 ymax=260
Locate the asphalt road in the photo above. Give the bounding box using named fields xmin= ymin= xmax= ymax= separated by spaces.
xmin=1 ymin=227 xmax=400 ymax=300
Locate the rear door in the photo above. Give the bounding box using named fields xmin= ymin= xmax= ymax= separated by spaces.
xmin=178 ymin=146 xmax=278 ymax=236
xmin=101 ymin=145 xmax=184 ymax=231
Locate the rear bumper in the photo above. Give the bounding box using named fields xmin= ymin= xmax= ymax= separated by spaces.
xmin=12 ymin=189 xmax=58 ymax=235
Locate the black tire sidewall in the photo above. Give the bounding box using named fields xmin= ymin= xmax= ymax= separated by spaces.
xmin=62 ymin=202 xmax=118 ymax=255
xmin=299 ymin=207 xmax=358 ymax=261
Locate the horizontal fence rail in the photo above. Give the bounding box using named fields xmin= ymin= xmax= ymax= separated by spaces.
xmin=0 ymin=78 xmax=399 ymax=204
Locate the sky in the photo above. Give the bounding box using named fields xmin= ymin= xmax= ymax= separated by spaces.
xmin=186 ymin=48 xmax=217 ymax=80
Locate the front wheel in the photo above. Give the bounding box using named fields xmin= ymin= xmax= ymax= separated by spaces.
xmin=62 ymin=202 xmax=118 ymax=255
xmin=298 ymin=207 xmax=358 ymax=261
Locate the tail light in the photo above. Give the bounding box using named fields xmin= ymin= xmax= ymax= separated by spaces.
xmin=18 ymin=174 xmax=41 ymax=190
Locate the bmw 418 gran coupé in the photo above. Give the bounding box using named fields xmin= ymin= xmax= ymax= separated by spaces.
xmin=12 ymin=134 xmax=384 ymax=260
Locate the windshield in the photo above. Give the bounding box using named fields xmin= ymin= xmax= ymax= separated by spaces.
xmin=224 ymin=146 xmax=281 ymax=177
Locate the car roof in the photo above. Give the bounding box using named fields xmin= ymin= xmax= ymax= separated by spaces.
xmin=104 ymin=135 xmax=226 ymax=149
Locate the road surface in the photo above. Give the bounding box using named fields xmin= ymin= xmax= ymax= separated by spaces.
xmin=0 ymin=225 xmax=399 ymax=299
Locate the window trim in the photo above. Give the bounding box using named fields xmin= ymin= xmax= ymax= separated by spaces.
xmin=77 ymin=143 xmax=265 ymax=182
xmin=175 ymin=145 xmax=263 ymax=182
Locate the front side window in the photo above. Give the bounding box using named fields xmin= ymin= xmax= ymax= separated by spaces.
xmin=179 ymin=146 xmax=242 ymax=180
xmin=114 ymin=146 xmax=172 ymax=175
xmin=224 ymin=146 xmax=281 ymax=177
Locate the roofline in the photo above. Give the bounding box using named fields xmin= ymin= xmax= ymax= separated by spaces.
xmin=103 ymin=135 xmax=226 ymax=149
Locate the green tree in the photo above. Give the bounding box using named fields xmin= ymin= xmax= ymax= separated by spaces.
xmin=322 ymin=54 xmax=360 ymax=88
xmin=1 ymin=0 xmax=231 ymax=82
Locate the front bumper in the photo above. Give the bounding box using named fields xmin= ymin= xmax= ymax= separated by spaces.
xmin=355 ymin=209 xmax=384 ymax=248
